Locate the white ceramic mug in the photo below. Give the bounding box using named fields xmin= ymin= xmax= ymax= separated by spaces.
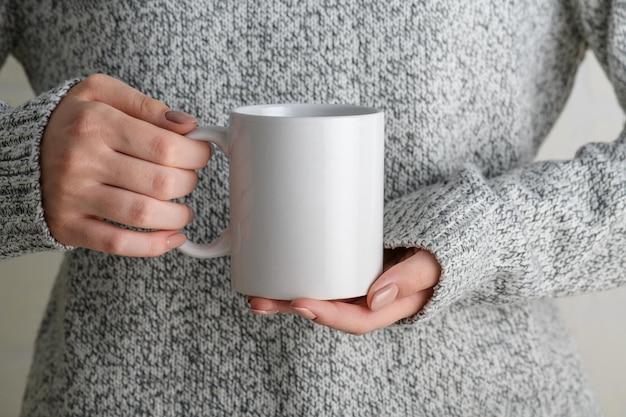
xmin=179 ymin=103 xmax=384 ymax=300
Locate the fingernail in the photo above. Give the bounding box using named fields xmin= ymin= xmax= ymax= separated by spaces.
xmin=165 ymin=110 xmax=197 ymax=125
xmin=166 ymin=233 xmax=187 ymax=249
xmin=188 ymin=206 xmax=195 ymax=223
xmin=250 ymin=309 xmax=279 ymax=315
xmin=370 ymin=283 xmax=399 ymax=311
xmin=292 ymin=307 xmax=317 ymax=320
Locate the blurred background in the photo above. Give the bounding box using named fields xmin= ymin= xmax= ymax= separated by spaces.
xmin=1 ymin=52 xmax=625 ymax=416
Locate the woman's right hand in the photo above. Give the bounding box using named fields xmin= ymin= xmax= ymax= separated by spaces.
xmin=40 ymin=74 xmax=212 ymax=257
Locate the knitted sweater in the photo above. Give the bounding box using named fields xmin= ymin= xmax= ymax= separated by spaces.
xmin=1 ymin=0 xmax=625 ymax=416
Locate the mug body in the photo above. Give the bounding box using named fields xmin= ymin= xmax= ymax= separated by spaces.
xmin=227 ymin=104 xmax=384 ymax=300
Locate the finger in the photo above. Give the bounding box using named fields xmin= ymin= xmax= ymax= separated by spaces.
xmin=291 ymin=292 xmax=429 ymax=335
xmin=248 ymin=295 xmax=363 ymax=315
xmin=54 ymin=96 xmax=210 ymax=170
xmin=367 ymin=249 xmax=441 ymax=311
xmin=248 ymin=298 xmax=293 ymax=315
xmin=58 ymin=81 xmax=211 ymax=169
xmin=63 ymin=216 xmax=186 ymax=257
xmin=72 ymin=74 xmax=197 ymax=135
xmin=82 ymin=184 xmax=194 ymax=230
xmin=164 ymin=110 xmax=200 ymax=134
xmin=103 ymin=109 xmax=212 ymax=170
xmin=100 ymin=150 xmax=198 ymax=200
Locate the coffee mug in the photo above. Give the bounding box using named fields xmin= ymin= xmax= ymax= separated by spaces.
xmin=179 ymin=103 xmax=384 ymax=300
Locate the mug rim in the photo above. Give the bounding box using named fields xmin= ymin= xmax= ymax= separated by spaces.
xmin=233 ymin=103 xmax=382 ymax=118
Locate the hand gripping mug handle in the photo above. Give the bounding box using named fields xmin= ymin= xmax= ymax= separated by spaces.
xmin=177 ymin=126 xmax=230 ymax=258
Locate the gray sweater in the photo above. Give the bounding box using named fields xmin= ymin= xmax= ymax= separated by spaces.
xmin=1 ymin=0 xmax=625 ymax=416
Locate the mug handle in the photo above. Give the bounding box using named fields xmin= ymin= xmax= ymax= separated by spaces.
xmin=177 ymin=126 xmax=231 ymax=258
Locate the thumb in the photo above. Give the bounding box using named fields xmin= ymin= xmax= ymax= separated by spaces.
xmin=367 ymin=248 xmax=441 ymax=312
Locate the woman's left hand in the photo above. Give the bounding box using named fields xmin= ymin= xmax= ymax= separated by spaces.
xmin=248 ymin=247 xmax=441 ymax=335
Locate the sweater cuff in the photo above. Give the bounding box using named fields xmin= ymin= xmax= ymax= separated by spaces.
xmin=383 ymin=165 xmax=502 ymax=324
xmin=0 ymin=78 xmax=82 ymax=259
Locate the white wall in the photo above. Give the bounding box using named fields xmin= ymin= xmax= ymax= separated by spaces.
xmin=0 ymin=53 xmax=625 ymax=416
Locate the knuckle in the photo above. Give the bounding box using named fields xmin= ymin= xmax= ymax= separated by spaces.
xmin=151 ymin=135 xmax=180 ymax=166
xmin=128 ymin=199 xmax=153 ymax=226
xmin=68 ymin=102 xmax=107 ymax=139
xmin=85 ymin=73 xmax=110 ymax=85
xmin=69 ymin=106 xmax=94 ymax=136
xmin=75 ymin=74 xmax=109 ymax=96
xmin=151 ymin=170 xmax=176 ymax=200
xmin=102 ymin=230 xmax=167 ymax=257
xmin=134 ymin=92 xmax=167 ymax=117
xmin=102 ymin=231 xmax=130 ymax=255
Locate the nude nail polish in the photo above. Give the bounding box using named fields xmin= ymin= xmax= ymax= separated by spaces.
xmin=249 ymin=309 xmax=279 ymax=315
xmin=165 ymin=110 xmax=197 ymax=124
xmin=166 ymin=233 xmax=187 ymax=249
xmin=370 ymin=284 xmax=399 ymax=311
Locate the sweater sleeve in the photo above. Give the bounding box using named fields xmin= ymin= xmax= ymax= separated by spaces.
xmin=0 ymin=80 xmax=82 ymax=259
xmin=384 ymin=0 xmax=626 ymax=323
xmin=0 ymin=0 xmax=81 ymax=258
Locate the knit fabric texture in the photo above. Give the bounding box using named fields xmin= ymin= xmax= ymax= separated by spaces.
xmin=2 ymin=0 xmax=626 ymax=416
